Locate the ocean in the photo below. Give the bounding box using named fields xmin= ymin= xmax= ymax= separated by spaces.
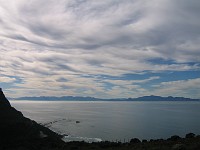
xmin=10 ymin=101 xmax=200 ymax=142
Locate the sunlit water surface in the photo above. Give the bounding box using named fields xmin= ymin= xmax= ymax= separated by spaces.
xmin=10 ymin=101 xmax=200 ymax=142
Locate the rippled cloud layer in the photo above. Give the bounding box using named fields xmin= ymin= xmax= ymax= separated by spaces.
xmin=0 ymin=0 xmax=200 ymax=98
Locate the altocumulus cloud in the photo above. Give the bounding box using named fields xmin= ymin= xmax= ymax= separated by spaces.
xmin=0 ymin=0 xmax=200 ymax=98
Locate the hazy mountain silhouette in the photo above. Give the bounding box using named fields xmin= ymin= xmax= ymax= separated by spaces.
xmin=12 ymin=95 xmax=200 ymax=101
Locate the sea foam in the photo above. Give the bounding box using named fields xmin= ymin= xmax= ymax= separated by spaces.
xmin=62 ymin=135 xmax=102 ymax=143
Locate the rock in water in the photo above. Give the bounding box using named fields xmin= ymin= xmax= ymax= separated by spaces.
xmin=0 ymin=88 xmax=64 ymax=149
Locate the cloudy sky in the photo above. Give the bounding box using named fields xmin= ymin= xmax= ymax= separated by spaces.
xmin=0 ymin=0 xmax=200 ymax=99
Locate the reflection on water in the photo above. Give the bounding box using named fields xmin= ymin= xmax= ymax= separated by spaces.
xmin=11 ymin=101 xmax=200 ymax=141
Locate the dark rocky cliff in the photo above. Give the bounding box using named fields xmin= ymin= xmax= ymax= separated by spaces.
xmin=0 ymin=88 xmax=11 ymax=107
xmin=0 ymin=88 xmax=64 ymax=150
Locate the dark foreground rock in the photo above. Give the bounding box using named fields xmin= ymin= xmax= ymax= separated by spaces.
xmin=1 ymin=88 xmax=200 ymax=150
xmin=0 ymin=88 xmax=64 ymax=150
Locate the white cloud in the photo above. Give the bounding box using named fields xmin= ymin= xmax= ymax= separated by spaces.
xmin=0 ymin=76 xmax=16 ymax=83
xmin=0 ymin=0 xmax=200 ymax=98
xmin=152 ymin=78 xmax=200 ymax=99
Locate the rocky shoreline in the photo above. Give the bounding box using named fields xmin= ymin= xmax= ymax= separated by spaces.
xmin=0 ymin=88 xmax=200 ymax=150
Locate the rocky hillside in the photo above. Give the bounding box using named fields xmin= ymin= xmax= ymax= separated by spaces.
xmin=0 ymin=88 xmax=64 ymax=150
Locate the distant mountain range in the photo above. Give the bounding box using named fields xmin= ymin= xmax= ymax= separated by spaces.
xmin=10 ymin=95 xmax=200 ymax=101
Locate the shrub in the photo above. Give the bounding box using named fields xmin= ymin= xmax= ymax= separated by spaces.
xmin=185 ymin=133 xmax=195 ymax=138
xmin=130 ymin=138 xmax=141 ymax=144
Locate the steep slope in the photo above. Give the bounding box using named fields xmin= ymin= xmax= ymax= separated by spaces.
xmin=0 ymin=88 xmax=64 ymax=150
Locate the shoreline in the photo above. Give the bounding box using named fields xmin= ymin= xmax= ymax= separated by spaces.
xmin=60 ymin=132 xmax=200 ymax=144
xmin=61 ymin=133 xmax=200 ymax=150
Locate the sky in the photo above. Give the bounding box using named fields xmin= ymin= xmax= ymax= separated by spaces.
xmin=0 ymin=0 xmax=200 ymax=99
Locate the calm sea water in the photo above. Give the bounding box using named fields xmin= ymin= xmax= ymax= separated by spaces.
xmin=10 ymin=101 xmax=200 ymax=142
